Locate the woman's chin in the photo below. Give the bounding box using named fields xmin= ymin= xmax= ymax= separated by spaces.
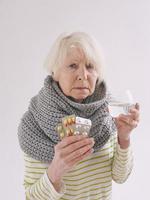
xmin=73 ymin=95 xmax=89 ymax=103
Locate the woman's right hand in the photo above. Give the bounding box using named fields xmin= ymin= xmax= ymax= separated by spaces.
xmin=47 ymin=135 xmax=95 ymax=192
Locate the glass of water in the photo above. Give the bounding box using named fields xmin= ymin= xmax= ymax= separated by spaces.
xmin=108 ymin=89 xmax=135 ymax=117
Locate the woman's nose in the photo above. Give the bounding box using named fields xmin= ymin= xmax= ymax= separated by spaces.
xmin=77 ymin=67 xmax=88 ymax=80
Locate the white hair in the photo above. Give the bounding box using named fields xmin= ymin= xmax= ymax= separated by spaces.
xmin=44 ymin=32 xmax=105 ymax=82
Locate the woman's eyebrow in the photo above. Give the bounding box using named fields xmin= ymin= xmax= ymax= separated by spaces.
xmin=69 ymin=59 xmax=79 ymax=63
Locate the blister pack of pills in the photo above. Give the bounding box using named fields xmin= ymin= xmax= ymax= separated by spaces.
xmin=56 ymin=115 xmax=92 ymax=140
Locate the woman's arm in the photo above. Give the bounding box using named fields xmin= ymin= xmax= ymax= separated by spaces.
xmin=112 ymin=103 xmax=139 ymax=183
xmin=111 ymin=137 xmax=133 ymax=183
xmin=23 ymin=153 xmax=65 ymax=200
xmin=23 ymin=135 xmax=94 ymax=199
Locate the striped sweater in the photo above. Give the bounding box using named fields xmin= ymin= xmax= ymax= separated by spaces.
xmin=23 ymin=132 xmax=133 ymax=200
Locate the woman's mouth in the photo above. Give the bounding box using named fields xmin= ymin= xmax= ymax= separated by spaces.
xmin=73 ymin=87 xmax=89 ymax=90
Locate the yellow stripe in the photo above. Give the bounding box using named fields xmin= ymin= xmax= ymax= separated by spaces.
xmin=61 ymin=190 xmax=111 ymax=200
xmin=24 ymin=157 xmax=42 ymax=163
xmin=115 ymin=155 xmax=131 ymax=164
xmin=25 ymin=171 xmax=45 ymax=175
xmin=25 ymin=165 xmax=47 ymax=170
xmin=43 ymin=173 xmax=58 ymax=200
xmin=36 ymin=182 xmax=48 ymax=200
xmin=66 ymin=179 xmax=112 ymax=191
xmin=64 ymin=163 xmax=111 ymax=178
xmin=63 ymin=187 xmax=111 ymax=198
xmin=33 ymin=184 xmax=43 ymax=200
xmin=40 ymin=180 xmax=51 ymax=197
xmin=78 ymin=145 xmax=114 ymax=165
xmin=63 ymin=169 xmax=111 ymax=182
xmin=24 ymin=175 xmax=40 ymax=180
xmin=67 ymin=158 xmax=112 ymax=174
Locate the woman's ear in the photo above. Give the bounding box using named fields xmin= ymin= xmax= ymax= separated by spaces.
xmin=52 ymin=71 xmax=59 ymax=82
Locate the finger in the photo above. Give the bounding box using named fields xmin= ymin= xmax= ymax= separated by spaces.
xmin=119 ymin=111 xmax=140 ymax=124
xmin=119 ymin=117 xmax=138 ymax=128
xmin=131 ymin=120 xmax=138 ymax=128
xmin=66 ymin=144 xmax=94 ymax=162
xmin=115 ymin=117 xmax=126 ymax=128
xmin=57 ymin=135 xmax=88 ymax=149
xmin=119 ymin=110 xmax=138 ymax=118
xmin=128 ymin=111 xmax=140 ymax=121
xmin=115 ymin=117 xmax=131 ymax=130
xmin=117 ymin=114 xmax=131 ymax=124
xmin=129 ymin=103 xmax=140 ymax=111
xmin=64 ymin=137 xmax=95 ymax=155
xmin=69 ymin=148 xmax=94 ymax=166
xmin=129 ymin=104 xmax=140 ymax=119
xmin=124 ymin=118 xmax=138 ymax=128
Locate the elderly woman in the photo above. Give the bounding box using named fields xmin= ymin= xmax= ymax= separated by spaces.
xmin=18 ymin=32 xmax=140 ymax=200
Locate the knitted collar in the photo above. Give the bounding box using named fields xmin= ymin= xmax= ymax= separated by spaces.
xmin=18 ymin=75 xmax=116 ymax=162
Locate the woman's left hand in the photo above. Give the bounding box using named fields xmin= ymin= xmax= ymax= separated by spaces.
xmin=115 ymin=103 xmax=140 ymax=141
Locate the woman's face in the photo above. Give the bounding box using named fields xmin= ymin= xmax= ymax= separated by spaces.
xmin=53 ymin=47 xmax=99 ymax=102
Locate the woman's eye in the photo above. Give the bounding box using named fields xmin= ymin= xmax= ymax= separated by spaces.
xmin=86 ymin=64 xmax=94 ymax=69
xmin=69 ymin=64 xmax=77 ymax=68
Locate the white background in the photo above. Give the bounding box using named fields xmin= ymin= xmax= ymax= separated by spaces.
xmin=0 ymin=0 xmax=149 ymax=199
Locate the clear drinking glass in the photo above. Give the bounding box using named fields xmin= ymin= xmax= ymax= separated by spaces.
xmin=108 ymin=89 xmax=135 ymax=117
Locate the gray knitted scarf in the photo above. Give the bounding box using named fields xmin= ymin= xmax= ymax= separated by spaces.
xmin=18 ymin=75 xmax=116 ymax=162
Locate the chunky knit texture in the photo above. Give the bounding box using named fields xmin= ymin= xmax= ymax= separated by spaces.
xmin=18 ymin=75 xmax=116 ymax=162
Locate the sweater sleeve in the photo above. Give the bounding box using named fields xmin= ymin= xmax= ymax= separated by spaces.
xmin=23 ymin=153 xmax=66 ymax=200
xmin=112 ymin=137 xmax=134 ymax=184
